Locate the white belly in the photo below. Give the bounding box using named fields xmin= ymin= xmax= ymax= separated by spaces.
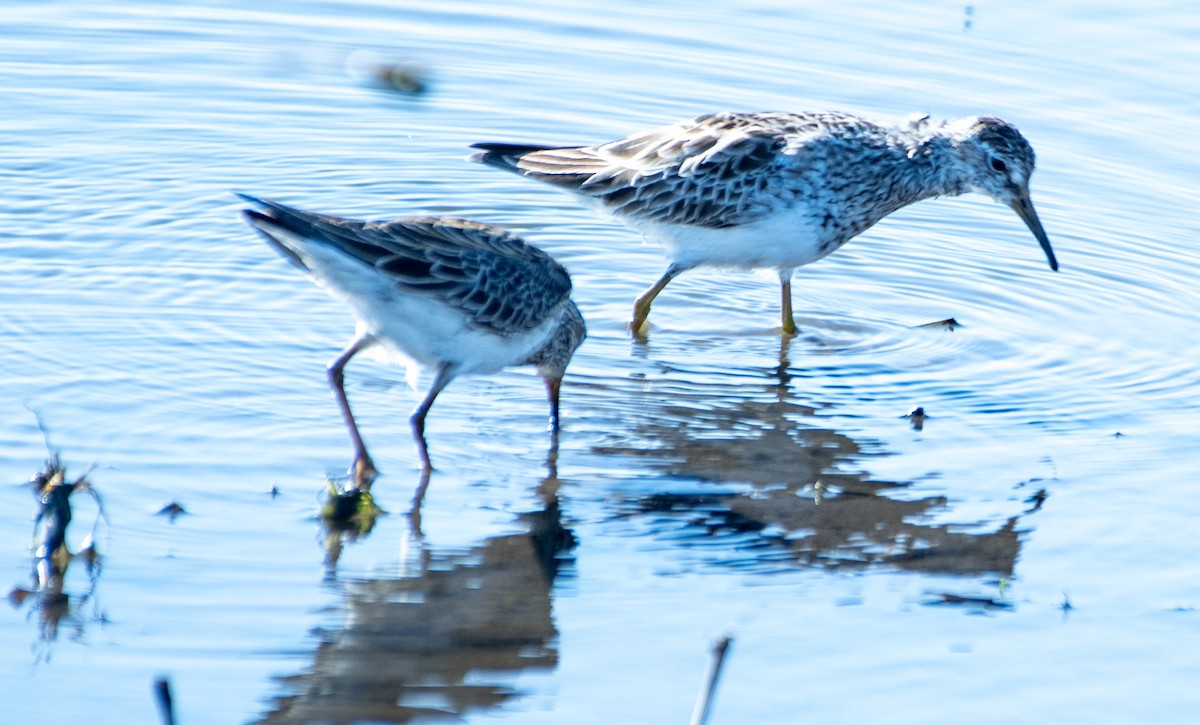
xmin=297 ymin=238 xmax=556 ymax=378
xmin=350 ymin=289 xmax=556 ymax=376
xmin=626 ymin=210 xmax=833 ymax=272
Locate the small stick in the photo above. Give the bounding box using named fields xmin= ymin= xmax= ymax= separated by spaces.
xmin=690 ymin=634 xmax=734 ymax=725
xmin=154 ymin=677 xmax=176 ymax=725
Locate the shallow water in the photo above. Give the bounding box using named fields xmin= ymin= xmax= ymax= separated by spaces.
xmin=3 ymin=1 xmax=1200 ymax=722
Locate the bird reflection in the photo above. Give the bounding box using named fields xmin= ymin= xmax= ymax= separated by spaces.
xmin=319 ymin=426 xmax=563 ymax=568
xmin=597 ymin=365 xmax=1030 ymax=578
xmin=259 ymin=462 xmax=575 ymax=724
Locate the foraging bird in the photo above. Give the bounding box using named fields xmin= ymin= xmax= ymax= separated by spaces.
xmin=239 ymin=194 xmax=585 ymax=479
xmin=470 ymin=111 xmax=1058 ymax=335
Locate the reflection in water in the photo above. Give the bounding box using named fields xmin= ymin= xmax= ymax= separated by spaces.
xmin=258 ymin=474 xmax=575 ymax=724
xmin=598 ymin=360 xmax=1038 ymax=578
xmin=319 ymin=430 xmax=561 ymax=568
xmin=612 ymin=490 xmax=1025 ymax=577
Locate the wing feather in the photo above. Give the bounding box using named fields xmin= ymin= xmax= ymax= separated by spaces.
xmin=474 ymin=113 xmax=822 ymax=228
xmin=239 ymin=195 xmax=572 ymax=335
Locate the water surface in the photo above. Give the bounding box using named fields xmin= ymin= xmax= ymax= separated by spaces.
xmin=3 ymin=1 xmax=1200 ymax=722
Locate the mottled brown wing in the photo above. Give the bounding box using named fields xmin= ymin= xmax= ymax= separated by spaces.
xmin=240 ymin=195 xmax=573 ymax=335
xmin=472 ymin=112 xmax=800 ymax=228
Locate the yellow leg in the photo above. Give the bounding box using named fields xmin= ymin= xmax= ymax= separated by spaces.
xmin=630 ymin=264 xmax=685 ymax=335
xmin=780 ymin=278 xmax=797 ymax=336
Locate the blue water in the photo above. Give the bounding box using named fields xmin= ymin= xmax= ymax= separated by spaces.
xmin=3 ymin=1 xmax=1200 ymax=722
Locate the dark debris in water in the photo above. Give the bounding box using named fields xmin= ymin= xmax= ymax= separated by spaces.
xmin=1024 ymin=488 xmax=1048 ymax=512
xmin=156 ymin=502 xmax=188 ymax=522
xmin=924 ymin=591 xmax=1014 ymax=611
xmin=915 ymin=317 xmax=962 ymax=331
xmin=370 ymin=63 xmax=428 ymax=95
xmin=902 ymin=406 xmax=928 ymax=430
xmin=320 ymin=479 xmax=384 ymax=568
xmin=31 ymin=455 xmax=98 ymax=560
xmin=25 ymin=412 xmax=108 ymax=566
xmin=320 ymin=481 xmax=382 ymax=532
xmin=10 ymin=415 xmax=109 ymax=644
xmin=346 ymin=50 xmax=430 ymax=96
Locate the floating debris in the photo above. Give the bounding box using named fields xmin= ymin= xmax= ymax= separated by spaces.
xmin=373 ymin=63 xmax=428 ymax=94
xmin=902 ymin=406 xmax=929 ymax=430
xmin=10 ymin=413 xmax=109 ymax=643
xmin=32 ymin=458 xmax=94 ymax=562
xmin=345 ymin=50 xmax=430 ymax=96
xmin=26 ymin=413 xmax=107 ymax=567
xmin=156 ymin=502 xmax=188 ymax=522
xmin=925 ymin=592 xmax=1013 ymax=611
xmin=916 ymin=317 xmax=961 ymax=331
xmin=1024 ymin=488 xmax=1048 ymax=512
xmin=320 ymin=479 xmax=383 ymax=567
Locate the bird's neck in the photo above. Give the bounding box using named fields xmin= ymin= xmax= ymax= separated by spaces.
xmin=814 ymin=121 xmax=975 ymax=244
xmin=883 ymin=118 xmax=976 ymax=204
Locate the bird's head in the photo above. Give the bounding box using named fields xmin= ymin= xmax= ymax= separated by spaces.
xmin=951 ymin=116 xmax=1058 ymax=271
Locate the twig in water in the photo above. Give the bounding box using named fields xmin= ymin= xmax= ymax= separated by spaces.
xmin=154 ymin=676 xmax=176 ymax=725
xmin=690 ymin=634 xmax=734 ymax=725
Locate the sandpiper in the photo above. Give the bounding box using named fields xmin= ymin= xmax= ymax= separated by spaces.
xmin=471 ymin=111 xmax=1058 ymax=335
xmin=239 ymin=194 xmax=586 ymax=480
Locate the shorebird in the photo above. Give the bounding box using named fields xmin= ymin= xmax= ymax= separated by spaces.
xmin=470 ymin=111 xmax=1058 ymax=336
xmin=239 ymin=194 xmax=586 ymax=480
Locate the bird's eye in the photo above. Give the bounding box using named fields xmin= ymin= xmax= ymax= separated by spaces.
xmin=990 ymin=157 xmax=1007 ymax=172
